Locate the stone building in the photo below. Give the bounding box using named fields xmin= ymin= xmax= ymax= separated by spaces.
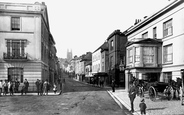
xmin=124 ymin=0 xmax=184 ymax=90
xmin=0 ymin=2 xmax=58 ymax=91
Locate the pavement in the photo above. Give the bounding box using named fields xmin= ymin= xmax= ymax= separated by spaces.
xmin=107 ymin=88 xmax=184 ymax=115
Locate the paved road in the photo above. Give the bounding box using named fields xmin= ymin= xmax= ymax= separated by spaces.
xmin=0 ymin=77 xmax=132 ymax=115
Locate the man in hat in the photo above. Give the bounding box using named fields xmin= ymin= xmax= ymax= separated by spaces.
xmin=128 ymin=82 xmax=137 ymax=113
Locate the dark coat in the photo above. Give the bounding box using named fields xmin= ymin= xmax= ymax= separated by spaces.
xmin=139 ymin=102 xmax=147 ymax=111
xmin=128 ymin=85 xmax=137 ymax=99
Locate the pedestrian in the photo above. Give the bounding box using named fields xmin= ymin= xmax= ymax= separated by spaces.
xmin=53 ymin=83 xmax=57 ymax=94
xmin=9 ymin=81 xmax=14 ymax=96
xmin=111 ymin=79 xmax=115 ymax=92
xmin=23 ymin=79 xmax=29 ymax=95
xmin=21 ymin=83 xmax=25 ymax=95
xmin=35 ymin=79 xmax=40 ymax=95
xmin=43 ymin=79 xmax=50 ymax=96
xmin=0 ymin=80 xmax=3 ymax=96
xmin=59 ymin=78 xmax=65 ymax=95
xmin=39 ymin=80 xmax=44 ymax=96
xmin=8 ymin=80 xmax=11 ymax=93
xmin=3 ymin=80 xmax=8 ymax=95
xmin=139 ymin=98 xmax=147 ymax=115
xmin=14 ymin=79 xmax=20 ymax=93
xmin=128 ymin=82 xmax=137 ymax=113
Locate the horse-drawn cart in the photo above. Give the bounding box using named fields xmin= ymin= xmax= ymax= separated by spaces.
xmin=132 ymin=78 xmax=175 ymax=101
xmin=148 ymin=82 xmax=174 ymax=101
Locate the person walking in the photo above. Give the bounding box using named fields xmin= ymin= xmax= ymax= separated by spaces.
xmin=128 ymin=82 xmax=137 ymax=113
xmin=14 ymin=79 xmax=20 ymax=93
xmin=139 ymin=98 xmax=147 ymax=115
xmin=0 ymin=80 xmax=3 ymax=96
xmin=39 ymin=80 xmax=44 ymax=96
xmin=43 ymin=79 xmax=49 ymax=96
xmin=9 ymin=81 xmax=14 ymax=96
xmin=3 ymin=80 xmax=8 ymax=96
xmin=23 ymin=79 xmax=29 ymax=95
xmin=35 ymin=79 xmax=40 ymax=95
xmin=59 ymin=78 xmax=65 ymax=95
xmin=111 ymin=79 xmax=115 ymax=92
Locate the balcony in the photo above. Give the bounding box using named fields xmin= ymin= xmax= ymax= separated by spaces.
xmin=3 ymin=53 xmax=29 ymax=61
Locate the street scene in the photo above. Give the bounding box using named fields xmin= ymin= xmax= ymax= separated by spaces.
xmin=0 ymin=76 xmax=131 ymax=115
xmin=1 ymin=0 xmax=184 ymax=115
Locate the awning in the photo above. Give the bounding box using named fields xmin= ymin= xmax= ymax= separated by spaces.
xmin=93 ymin=72 xmax=108 ymax=76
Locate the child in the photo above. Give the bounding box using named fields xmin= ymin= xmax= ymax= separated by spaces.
xmin=53 ymin=83 xmax=57 ymax=94
xmin=139 ymin=98 xmax=147 ymax=115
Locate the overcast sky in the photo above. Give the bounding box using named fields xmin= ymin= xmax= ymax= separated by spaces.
xmin=1 ymin=0 xmax=173 ymax=58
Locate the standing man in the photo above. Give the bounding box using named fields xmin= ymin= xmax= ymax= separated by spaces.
xmin=111 ymin=79 xmax=115 ymax=92
xmin=59 ymin=78 xmax=65 ymax=95
xmin=128 ymin=82 xmax=137 ymax=113
xmin=14 ymin=79 xmax=20 ymax=93
xmin=24 ymin=79 xmax=29 ymax=95
xmin=35 ymin=79 xmax=40 ymax=95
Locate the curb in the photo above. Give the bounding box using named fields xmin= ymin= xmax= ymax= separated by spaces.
xmin=107 ymin=90 xmax=140 ymax=115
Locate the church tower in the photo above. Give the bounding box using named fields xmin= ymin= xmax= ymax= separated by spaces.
xmin=67 ymin=49 xmax=73 ymax=61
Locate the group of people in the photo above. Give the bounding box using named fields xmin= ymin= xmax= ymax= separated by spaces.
xmin=0 ymin=79 xmax=29 ymax=96
xmin=35 ymin=79 xmax=51 ymax=96
xmin=35 ymin=78 xmax=65 ymax=96
xmin=0 ymin=78 xmax=66 ymax=96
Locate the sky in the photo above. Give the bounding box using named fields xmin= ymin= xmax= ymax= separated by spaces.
xmin=1 ymin=0 xmax=173 ymax=58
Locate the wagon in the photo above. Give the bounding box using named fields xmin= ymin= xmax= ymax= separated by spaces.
xmin=132 ymin=78 xmax=175 ymax=101
xmin=148 ymin=82 xmax=174 ymax=101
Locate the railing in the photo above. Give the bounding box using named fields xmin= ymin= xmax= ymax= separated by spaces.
xmin=3 ymin=52 xmax=28 ymax=60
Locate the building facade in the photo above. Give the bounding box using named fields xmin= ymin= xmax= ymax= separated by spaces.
xmin=107 ymin=29 xmax=127 ymax=87
xmin=124 ymin=0 xmax=184 ymax=90
xmin=0 ymin=2 xmax=57 ymax=91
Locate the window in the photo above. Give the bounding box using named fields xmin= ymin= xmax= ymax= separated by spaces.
xmin=142 ymin=32 xmax=148 ymax=38
xmin=110 ymin=40 xmax=114 ymax=50
xmin=8 ymin=67 xmax=23 ymax=83
xmin=163 ymin=19 xmax=173 ymax=37
xmin=135 ymin=47 xmax=140 ymax=62
xmin=128 ymin=48 xmax=133 ymax=63
xmin=6 ymin=39 xmax=27 ymax=58
xmin=143 ymin=47 xmax=154 ymax=63
xmin=11 ymin=17 xmax=20 ymax=31
xmin=153 ymin=27 xmax=157 ymax=39
xmin=163 ymin=44 xmax=173 ymax=64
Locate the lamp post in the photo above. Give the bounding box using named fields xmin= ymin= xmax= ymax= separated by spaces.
xmin=119 ymin=59 xmax=124 ymax=72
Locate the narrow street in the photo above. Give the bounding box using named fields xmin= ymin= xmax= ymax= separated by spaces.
xmin=0 ymin=77 xmax=132 ymax=115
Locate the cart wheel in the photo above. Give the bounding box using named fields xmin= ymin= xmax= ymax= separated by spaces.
xmin=148 ymin=86 xmax=156 ymax=101
xmin=167 ymin=86 xmax=174 ymax=100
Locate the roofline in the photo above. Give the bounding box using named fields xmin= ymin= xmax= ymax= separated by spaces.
xmin=125 ymin=0 xmax=184 ymax=36
xmin=107 ymin=29 xmax=124 ymax=40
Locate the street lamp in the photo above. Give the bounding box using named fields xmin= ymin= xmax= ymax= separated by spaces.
xmin=119 ymin=59 xmax=124 ymax=71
